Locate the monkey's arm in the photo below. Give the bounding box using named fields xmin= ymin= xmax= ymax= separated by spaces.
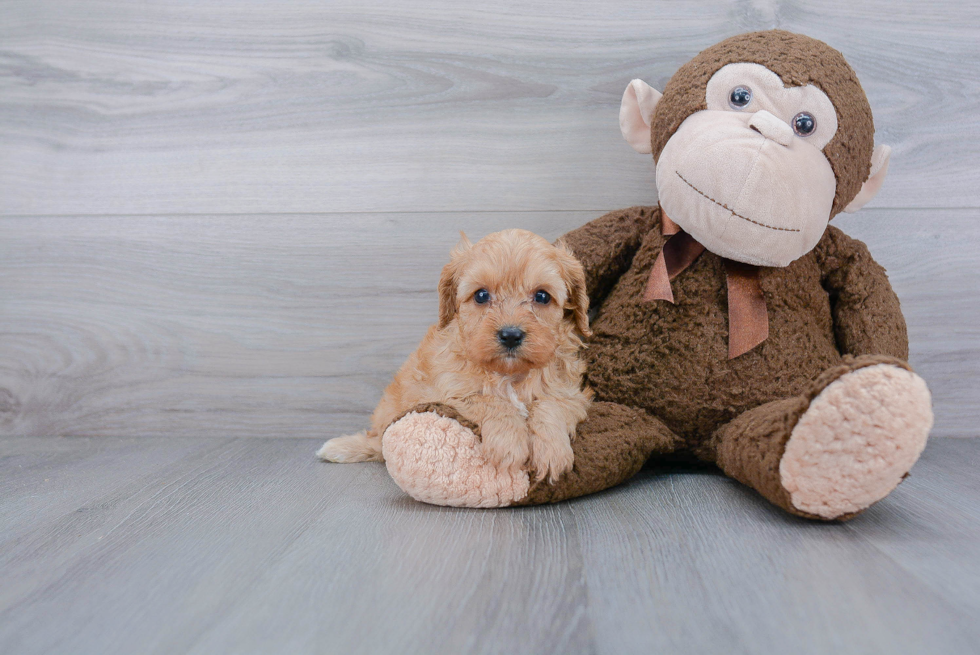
xmin=815 ymin=225 xmax=909 ymax=359
xmin=559 ymin=206 xmax=660 ymax=307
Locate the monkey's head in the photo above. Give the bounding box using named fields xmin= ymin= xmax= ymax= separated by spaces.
xmin=621 ymin=31 xmax=890 ymax=267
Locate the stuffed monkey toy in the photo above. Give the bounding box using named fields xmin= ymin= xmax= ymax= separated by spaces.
xmin=379 ymin=30 xmax=933 ymax=520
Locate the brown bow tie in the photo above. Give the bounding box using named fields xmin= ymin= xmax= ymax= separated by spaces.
xmin=643 ymin=215 xmax=769 ymax=359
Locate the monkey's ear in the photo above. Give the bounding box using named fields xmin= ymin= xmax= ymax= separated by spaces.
xmin=844 ymin=145 xmax=891 ymax=213
xmin=620 ymin=79 xmax=662 ymax=154
xmin=437 ymin=232 xmax=472 ymax=328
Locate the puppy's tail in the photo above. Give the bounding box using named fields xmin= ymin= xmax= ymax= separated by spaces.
xmin=316 ymin=431 xmax=384 ymax=463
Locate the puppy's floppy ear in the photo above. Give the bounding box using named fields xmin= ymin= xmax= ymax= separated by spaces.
xmin=438 ymin=232 xmax=473 ymax=328
xmin=553 ymin=239 xmax=591 ymax=337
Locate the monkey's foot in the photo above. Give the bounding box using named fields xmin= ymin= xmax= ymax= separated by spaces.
xmin=780 ymin=363 xmax=933 ymax=519
xmin=382 ymin=411 xmax=529 ymax=508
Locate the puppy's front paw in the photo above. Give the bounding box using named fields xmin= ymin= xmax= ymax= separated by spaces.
xmin=480 ymin=420 xmax=531 ymax=471
xmin=530 ymin=431 xmax=574 ymax=484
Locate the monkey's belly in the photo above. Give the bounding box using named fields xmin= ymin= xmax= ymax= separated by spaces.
xmin=585 ymin=257 xmax=841 ymax=444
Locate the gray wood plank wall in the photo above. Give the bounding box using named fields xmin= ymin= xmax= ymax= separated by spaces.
xmin=1 ymin=1 xmax=978 ymax=438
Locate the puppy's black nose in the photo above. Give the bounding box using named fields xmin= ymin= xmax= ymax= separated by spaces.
xmin=497 ymin=326 xmax=525 ymax=349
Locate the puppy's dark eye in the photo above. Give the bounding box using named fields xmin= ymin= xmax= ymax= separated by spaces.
xmin=474 ymin=289 xmax=490 ymax=304
xmin=534 ymin=290 xmax=551 ymax=305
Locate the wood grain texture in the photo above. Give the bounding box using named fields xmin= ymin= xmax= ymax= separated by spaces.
xmin=1 ymin=209 xmax=974 ymax=440
xmin=1 ymin=436 xmax=979 ymax=654
xmin=1 ymin=0 xmax=978 ymax=215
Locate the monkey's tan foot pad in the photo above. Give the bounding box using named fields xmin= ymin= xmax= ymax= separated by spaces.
xmin=382 ymin=412 xmax=529 ymax=508
xmin=780 ymin=364 xmax=933 ymax=519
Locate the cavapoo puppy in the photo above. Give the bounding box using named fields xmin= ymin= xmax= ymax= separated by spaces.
xmin=317 ymin=228 xmax=593 ymax=483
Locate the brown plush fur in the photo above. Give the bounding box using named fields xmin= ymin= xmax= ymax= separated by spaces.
xmin=535 ymin=206 xmax=912 ymax=517
xmin=649 ymin=30 xmax=874 ymax=218
xmin=518 ymin=401 xmax=682 ymax=505
xmin=318 ymin=229 xmax=593 ymax=483
xmin=572 ymin=207 xmax=907 ymax=445
xmin=524 ymin=202 xmax=908 ymax=518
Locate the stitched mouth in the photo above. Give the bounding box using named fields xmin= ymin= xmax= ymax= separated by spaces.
xmin=675 ymin=171 xmax=801 ymax=233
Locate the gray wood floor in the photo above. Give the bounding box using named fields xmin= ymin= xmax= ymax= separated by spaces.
xmin=2 ymin=1 xmax=979 ymax=653
xmin=2 ymin=436 xmax=980 ymax=654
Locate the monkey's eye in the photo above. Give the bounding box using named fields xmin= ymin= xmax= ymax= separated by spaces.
xmin=729 ymin=86 xmax=752 ymax=109
xmin=534 ymin=290 xmax=551 ymax=305
xmin=793 ymin=112 xmax=816 ymax=136
xmin=474 ymin=289 xmax=490 ymax=304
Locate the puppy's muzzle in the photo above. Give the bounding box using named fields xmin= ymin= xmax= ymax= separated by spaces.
xmin=497 ymin=326 xmax=525 ymax=350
